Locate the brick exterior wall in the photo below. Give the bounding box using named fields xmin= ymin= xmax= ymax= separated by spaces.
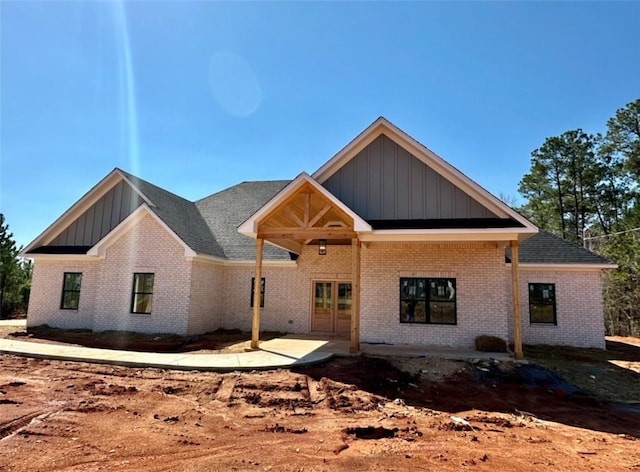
xmin=187 ymin=261 xmax=224 ymax=335
xmin=360 ymin=242 xmax=510 ymax=348
xmin=508 ymin=268 xmax=606 ymax=349
xmin=27 ymin=216 xmax=607 ymax=348
xmin=27 ymin=259 xmax=100 ymax=330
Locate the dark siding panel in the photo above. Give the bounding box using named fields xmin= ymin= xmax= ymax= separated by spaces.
xmin=367 ymin=136 xmax=382 ymax=219
xmin=410 ymin=157 xmax=424 ymax=218
xmin=354 ymin=146 xmax=369 ymax=217
xmin=396 ymin=147 xmax=411 ymax=219
xmin=47 ymin=180 xmax=143 ymax=248
xmin=425 ymin=167 xmax=440 ymax=218
xmin=453 ymin=187 xmax=470 ymax=217
xmin=381 ymin=136 xmax=396 ymax=218
xmin=439 ymin=178 xmax=454 ymax=218
xmin=111 ymin=182 xmax=123 ymax=227
xmin=339 ymin=159 xmax=355 ymax=210
xmin=320 ymin=133 xmax=503 ymax=222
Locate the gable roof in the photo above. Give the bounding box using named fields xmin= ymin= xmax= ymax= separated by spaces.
xmin=509 ymin=230 xmax=616 ymax=267
xmin=313 ymin=117 xmax=537 ymax=237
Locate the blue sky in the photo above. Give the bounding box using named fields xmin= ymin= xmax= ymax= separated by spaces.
xmin=1 ymin=1 xmax=639 ymax=248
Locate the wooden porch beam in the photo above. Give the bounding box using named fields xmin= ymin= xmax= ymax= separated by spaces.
xmin=303 ymin=193 xmax=310 ymax=227
xmin=251 ymin=238 xmax=264 ymax=349
xmin=284 ymin=207 xmax=304 ymax=228
xmin=350 ymin=238 xmax=361 ymax=353
xmin=511 ymin=240 xmax=524 ymax=359
xmin=308 ymin=205 xmax=332 ymax=228
xmin=258 ymin=228 xmax=357 ymax=240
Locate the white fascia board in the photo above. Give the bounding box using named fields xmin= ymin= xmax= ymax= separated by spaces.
xmin=191 ymin=254 xmax=298 ymax=268
xmin=513 ymin=263 xmax=618 ymax=271
xmin=87 ymin=205 xmax=197 ymax=258
xmin=359 ymin=227 xmax=537 ymax=242
xmin=312 ymin=117 xmax=537 ymax=233
xmin=238 ymin=172 xmax=372 ymax=237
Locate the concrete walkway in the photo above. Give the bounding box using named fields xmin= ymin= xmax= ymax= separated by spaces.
xmin=0 ymin=336 xmax=333 ymax=372
xmin=0 ymin=320 xmax=514 ymax=371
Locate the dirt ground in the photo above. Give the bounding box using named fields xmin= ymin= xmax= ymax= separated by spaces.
xmin=1 ymin=328 xmax=640 ymax=471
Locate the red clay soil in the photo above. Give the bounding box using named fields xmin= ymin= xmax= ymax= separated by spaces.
xmin=1 ymin=353 xmax=639 ymax=471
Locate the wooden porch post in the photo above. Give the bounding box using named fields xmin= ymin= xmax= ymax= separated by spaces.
xmin=511 ymin=240 xmax=524 ymax=360
xmin=251 ymin=238 xmax=264 ymax=349
xmin=350 ymin=238 xmax=361 ymax=353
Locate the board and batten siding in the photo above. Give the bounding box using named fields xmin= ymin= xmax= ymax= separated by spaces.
xmin=322 ymin=134 xmax=499 ymax=220
xmin=49 ymin=181 xmax=144 ymax=246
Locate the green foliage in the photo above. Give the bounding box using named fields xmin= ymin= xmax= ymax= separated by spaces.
xmin=518 ymin=98 xmax=640 ymax=337
xmin=518 ymin=129 xmax=612 ymax=245
xmin=0 ymin=214 xmax=31 ymax=318
xmin=601 ymin=99 xmax=640 ymax=179
xmin=600 ymin=231 xmax=640 ymax=336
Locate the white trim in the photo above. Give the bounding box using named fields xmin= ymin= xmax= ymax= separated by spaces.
xmin=190 ymin=254 xmax=298 ymax=268
xmin=86 ymin=205 xmax=196 ymax=258
xmin=360 ymin=228 xmax=535 ymax=242
xmin=512 ymin=263 xmax=618 ymax=271
xmin=312 ymin=117 xmax=537 ymax=235
xmin=238 ymin=172 xmax=372 ymax=237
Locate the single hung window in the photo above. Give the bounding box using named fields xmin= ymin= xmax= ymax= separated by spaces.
xmin=400 ymin=277 xmax=456 ymax=324
xmin=529 ymin=283 xmax=556 ymax=324
xmin=60 ymin=272 xmax=82 ymax=310
xmin=250 ymin=277 xmax=265 ymax=308
xmin=131 ymin=273 xmax=154 ymax=314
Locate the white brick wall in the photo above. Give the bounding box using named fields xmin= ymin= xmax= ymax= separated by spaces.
xmin=360 ymin=241 xmax=509 ymax=348
xmin=92 ymin=214 xmax=191 ymax=334
xmin=186 ymin=261 xmax=224 ymax=335
xmin=27 ymin=260 xmax=99 ymax=330
xmin=27 ymin=217 xmax=607 ymax=349
xmin=508 ymin=268 xmax=606 ymax=348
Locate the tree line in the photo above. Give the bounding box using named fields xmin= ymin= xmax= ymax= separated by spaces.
xmin=518 ymin=98 xmax=640 ymax=336
xmin=0 ymin=214 xmax=32 ymax=318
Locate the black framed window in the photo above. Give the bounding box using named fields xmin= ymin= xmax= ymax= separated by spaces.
xmin=131 ymin=273 xmax=154 ymax=314
xmin=251 ymin=277 xmax=265 ymax=308
xmin=529 ymin=283 xmax=556 ymax=324
xmin=400 ymin=277 xmax=456 ymax=324
xmin=60 ymin=272 xmax=82 ymax=310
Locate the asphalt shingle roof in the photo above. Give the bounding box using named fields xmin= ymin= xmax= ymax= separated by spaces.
xmin=195 ymin=180 xmax=291 ymax=260
xmin=508 ymin=230 xmax=613 ymax=265
xmin=120 ymin=170 xmax=226 ymax=258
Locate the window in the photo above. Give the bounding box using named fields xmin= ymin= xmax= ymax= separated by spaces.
xmin=400 ymin=277 xmax=456 ymax=324
xmin=131 ymin=273 xmax=154 ymax=314
xmin=529 ymin=283 xmax=556 ymax=324
xmin=250 ymin=277 xmax=265 ymax=308
xmin=60 ymin=272 xmax=82 ymax=310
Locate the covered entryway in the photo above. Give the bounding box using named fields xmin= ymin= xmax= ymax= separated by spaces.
xmin=311 ymin=281 xmax=352 ymax=333
xmin=238 ymin=172 xmax=372 ymax=353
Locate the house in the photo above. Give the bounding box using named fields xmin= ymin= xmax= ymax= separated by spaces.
xmin=22 ymin=118 xmax=615 ymax=356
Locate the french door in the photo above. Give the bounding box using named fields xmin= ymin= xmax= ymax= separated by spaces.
xmin=311 ymin=281 xmax=352 ymax=333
